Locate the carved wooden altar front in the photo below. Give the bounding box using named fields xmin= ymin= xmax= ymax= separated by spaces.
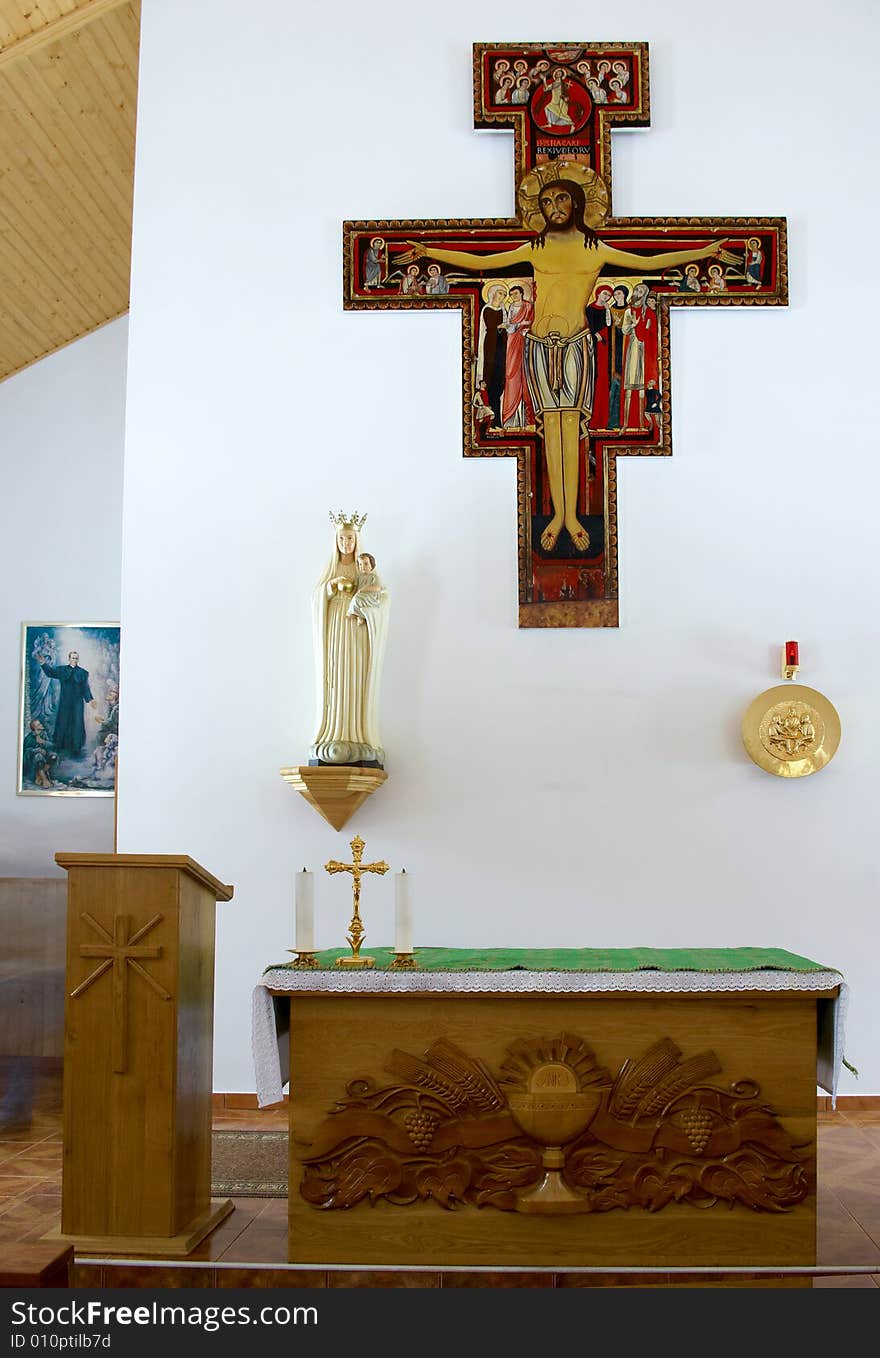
xmin=285 ymin=985 xmax=835 ymax=1272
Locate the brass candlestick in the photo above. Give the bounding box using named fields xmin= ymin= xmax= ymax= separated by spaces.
xmin=390 ymin=952 xmax=417 ymax=970
xmin=325 ymin=835 xmax=389 ymax=969
xmin=287 ymin=949 xmax=319 ymax=969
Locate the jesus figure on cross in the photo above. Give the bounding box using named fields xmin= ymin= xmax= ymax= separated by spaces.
xmin=400 ymin=178 xmax=725 ymax=553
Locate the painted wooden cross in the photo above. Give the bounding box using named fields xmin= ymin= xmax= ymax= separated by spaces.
xmin=344 ymin=43 xmax=786 ymax=628
xmin=70 ymin=911 xmax=171 ymax=1073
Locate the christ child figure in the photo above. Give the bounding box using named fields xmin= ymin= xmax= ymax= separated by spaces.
xmin=348 ymin=552 xmax=386 ymax=625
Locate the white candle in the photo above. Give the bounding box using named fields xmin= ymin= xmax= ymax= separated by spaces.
xmin=395 ymin=869 xmax=412 ymax=954
xmin=295 ymin=869 xmax=314 ymax=952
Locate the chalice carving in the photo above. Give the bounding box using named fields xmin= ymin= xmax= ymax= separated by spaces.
xmin=501 ymin=1036 xmax=611 ymax=1214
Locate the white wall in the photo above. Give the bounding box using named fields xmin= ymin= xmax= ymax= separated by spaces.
xmin=0 ymin=319 xmax=127 ymax=876
xmin=120 ymin=0 xmax=880 ymax=1090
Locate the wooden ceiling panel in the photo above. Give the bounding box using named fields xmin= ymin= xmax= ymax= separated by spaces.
xmin=0 ymin=3 xmax=84 ymax=50
xmin=0 ymin=2 xmax=127 ymax=60
xmin=0 ymin=0 xmax=138 ymax=381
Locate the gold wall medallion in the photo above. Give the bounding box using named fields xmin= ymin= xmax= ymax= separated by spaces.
xmin=742 ymin=684 xmax=840 ymax=778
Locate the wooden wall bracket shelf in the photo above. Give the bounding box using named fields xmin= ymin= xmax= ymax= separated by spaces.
xmin=280 ymin=765 xmax=388 ymax=831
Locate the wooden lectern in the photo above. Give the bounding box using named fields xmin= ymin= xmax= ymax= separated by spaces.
xmin=55 ymin=853 xmax=234 ymax=1255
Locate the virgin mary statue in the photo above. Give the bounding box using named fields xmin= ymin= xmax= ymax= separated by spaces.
xmin=310 ymin=513 xmax=389 ymax=767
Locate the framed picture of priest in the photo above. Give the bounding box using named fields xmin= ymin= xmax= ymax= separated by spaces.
xmin=17 ymin=623 xmax=120 ymax=796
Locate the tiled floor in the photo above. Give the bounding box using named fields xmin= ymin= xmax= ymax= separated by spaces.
xmin=2 ymin=1074 xmax=879 ymax=1287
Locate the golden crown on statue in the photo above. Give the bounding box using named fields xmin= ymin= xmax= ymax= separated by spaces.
xmin=329 ymin=510 xmax=367 ymax=530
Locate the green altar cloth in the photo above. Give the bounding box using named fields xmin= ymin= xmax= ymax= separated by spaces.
xmin=268 ymin=946 xmax=832 ymax=974
xmin=256 ymin=947 xmax=845 ymax=1107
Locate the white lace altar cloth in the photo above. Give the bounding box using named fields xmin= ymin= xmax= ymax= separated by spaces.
xmin=252 ymin=966 xmax=847 ymax=1109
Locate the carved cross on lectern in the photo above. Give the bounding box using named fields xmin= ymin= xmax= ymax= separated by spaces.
xmin=70 ymin=912 xmax=171 ymax=1073
xmin=344 ymin=43 xmax=787 ymax=627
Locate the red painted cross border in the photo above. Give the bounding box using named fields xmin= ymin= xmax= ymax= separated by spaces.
xmin=344 ymin=42 xmax=787 ymax=628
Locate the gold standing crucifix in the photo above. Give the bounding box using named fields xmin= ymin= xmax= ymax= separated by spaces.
xmin=325 ymin=835 xmax=389 ymax=969
xmin=69 ymin=912 xmax=172 ymax=1073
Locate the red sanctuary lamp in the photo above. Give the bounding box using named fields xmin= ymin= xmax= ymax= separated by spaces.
xmin=742 ymin=638 xmax=840 ymax=778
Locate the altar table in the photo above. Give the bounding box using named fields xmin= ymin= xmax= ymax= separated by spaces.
xmin=252 ymin=949 xmax=845 ymax=1271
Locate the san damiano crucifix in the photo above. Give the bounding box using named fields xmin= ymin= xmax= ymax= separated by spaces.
xmin=344 ymin=42 xmax=787 ymax=628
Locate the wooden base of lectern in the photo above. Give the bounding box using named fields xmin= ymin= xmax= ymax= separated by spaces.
xmin=47 ymin=1199 xmax=234 ymax=1257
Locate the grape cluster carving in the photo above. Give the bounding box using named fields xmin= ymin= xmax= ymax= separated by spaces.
xmin=680 ymin=1107 xmax=714 ymax=1154
xmin=404 ymin=1109 xmax=439 ymax=1151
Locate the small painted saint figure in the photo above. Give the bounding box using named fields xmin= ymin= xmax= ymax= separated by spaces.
xmin=745 ymin=237 xmax=764 ymax=288
xmin=364 ymin=236 xmax=386 ymax=289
